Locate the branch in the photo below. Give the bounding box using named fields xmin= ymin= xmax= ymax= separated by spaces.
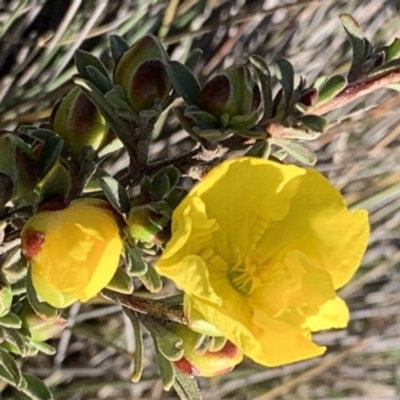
xmin=102 ymin=289 xmax=186 ymax=324
xmin=263 ymin=67 xmax=400 ymax=137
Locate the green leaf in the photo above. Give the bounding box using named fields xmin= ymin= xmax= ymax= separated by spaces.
xmin=123 ymin=309 xmax=144 ymax=383
xmin=98 ymin=176 xmax=131 ymax=214
xmin=26 ymin=268 xmax=58 ymax=321
xmin=269 ymin=138 xmax=317 ymax=165
xmin=156 ymin=165 xmax=180 ymax=190
xmin=173 ymin=367 xmax=202 ymax=400
xmin=165 ymin=61 xmax=201 ymax=105
xmin=20 ymin=372 xmax=53 ymax=400
xmin=3 ymin=328 xmax=29 ymax=356
xmin=249 ymin=54 xmax=273 ymax=120
xmin=109 ymin=34 xmax=130 ymax=64
xmin=125 ymin=244 xmax=148 ymax=276
xmin=245 ymin=140 xmax=271 ymax=158
xmin=340 ymin=13 xmax=372 ymax=81
xmin=185 ymin=48 xmax=203 ymax=71
xmin=152 ymin=332 xmax=176 ymax=391
xmin=0 ymin=313 xmax=22 ymax=329
xmin=384 ymin=38 xmax=400 ymax=61
xmin=139 ymin=263 xmax=162 ymax=293
xmin=75 ymin=49 xmax=110 ymax=82
xmin=37 ymin=134 xmax=64 ymax=177
xmin=0 ymin=346 xmax=22 ymax=386
xmin=150 ymin=324 xmax=183 ymax=361
xmin=106 ymin=267 xmax=134 ymax=294
xmin=275 ymin=58 xmax=294 ymax=111
xmin=86 ymin=65 xmax=113 ymax=93
xmin=151 ymin=172 xmax=171 ymax=199
xmin=298 ymin=114 xmax=327 ymax=133
xmin=29 ymin=340 xmax=56 ymax=355
xmin=315 ymin=74 xmax=347 ymax=107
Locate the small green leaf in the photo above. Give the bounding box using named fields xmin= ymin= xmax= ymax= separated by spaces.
xmin=340 ymin=14 xmax=372 ymax=81
xmin=151 ymin=324 xmax=183 ymax=361
xmin=185 ymin=48 xmax=203 ymax=71
xmin=3 ymin=328 xmax=29 ymax=356
xmin=151 ymin=172 xmax=171 ymax=199
xmin=315 ymin=74 xmax=347 ymax=107
xmin=139 ymin=263 xmax=162 ymax=293
xmin=245 ymin=140 xmax=271 ymax=158
xmin=0 ymin=313 xmax=22 ymax=329
xmin=165 ymin=61 xmax=201 ymax=105
xmin=106 ymin=267 xmax=134 ymax=294
xmin=165 ymin=187 xmax=185 ymax=209
xmin=37 ymin=163 xmax=71 ymax=204
xmin=269 ymin=138 xmax=317 ymax=165
xmin=123 ymin=309 xmax=144 ymax=383
xmin=275 ymin=58 xmax=294 ymax=111
xmin=173 ymin=367 xmax=202 ymax=400
xmin=98 ymin=176 xmax=131 ymax=214
xmin=0 ymin=346 xmax=22 ymax=386
xmin=384 ymin=38 xmax=400 ymax=61
xmin=125 ymin=244 xmax=148 ymax=276
xmin=29 ymin=340 xmax=56 ymax=355
xmin=20 ymin=372 xmax=53 ymax=400
xmin=109 ymin=34 xmax=130 ymax=64
xmin=86 ymin=65 xmax=113 ymax=93
xmin=157 ymin=165 xmax=180 ymax=190
xmin=75 ymin=49 xmax=110 ymax=82
xmin=249 ymin=54 xmax=273 ymax=120
xmin=299 ymin=114 xmax=327 ymax=133
xmin=37 ymin=134 xmax=63 ymax=177
xmin=26 ymin=268 xmax=59 ymax=320
xmin=152 ymin=332 xmax=176 ymax=391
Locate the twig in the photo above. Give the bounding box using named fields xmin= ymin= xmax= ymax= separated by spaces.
xmin=263 ymin=67 xmax=400 ymax=137
xmin=102 ymin=290 xmax=186 ymax=324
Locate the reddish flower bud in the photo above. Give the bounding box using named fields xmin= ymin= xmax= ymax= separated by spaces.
xmin=171 ymin=324 xmax=243 ymax=377
xmin=50 ymin=87 xmax=112 ymax=160
xmin=113 ymin=35 xmax=171 ymax=112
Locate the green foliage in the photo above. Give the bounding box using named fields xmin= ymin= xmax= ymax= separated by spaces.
xmin=0 ymin=4 xmax=400 ymax=399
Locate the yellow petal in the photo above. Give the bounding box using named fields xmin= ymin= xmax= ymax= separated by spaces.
xmin=302 ymin=296 xmax=350 ymax=331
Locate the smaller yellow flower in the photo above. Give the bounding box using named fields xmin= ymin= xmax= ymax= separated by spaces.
xmin=156 ymin=157 xmax=370 ymax=367
xmin=21 ymin=199 xmax=123 ymax=308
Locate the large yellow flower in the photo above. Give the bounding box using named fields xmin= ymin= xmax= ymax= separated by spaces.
xmin=156 ymin=157 xmax=369 ymax=367
xmin=21 ymin=198 xmax=123 ymax=308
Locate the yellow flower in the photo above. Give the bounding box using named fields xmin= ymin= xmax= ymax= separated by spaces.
xmin=156 ymin=157 xmax=369 ymax=367
xmin=21 ymin=199 xmax=123 ymax=308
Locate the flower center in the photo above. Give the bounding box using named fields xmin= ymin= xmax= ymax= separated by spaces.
xmin=228 ymin=258 xmax=259 ymax=295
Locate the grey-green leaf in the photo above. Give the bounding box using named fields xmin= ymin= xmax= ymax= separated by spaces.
xmin=315 ymin=74 xmax=347 ymax=107
xmin=165 ymin=61 xmax=201 ymax=105
xmin=173 ymin=367 xmax=202 ymax=400
xmin=109 ymin=34 xmax=130 ymax=64
xmin=249 ymin=54 xmax=273 ymax=120
xmin=98 ymin=176 xmax=131 ymax=214
xmin=20 ymin=372 xmax=53 ymax=400
xmin=269 ymin=138 xmax=317 ymax=165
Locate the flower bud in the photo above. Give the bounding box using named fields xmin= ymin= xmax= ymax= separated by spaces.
xmin=19 ymin=303 xmax=67 ymax=342
xmin=127 ymin=202 xmax=170 ymax=245
xmin=50 ymin=87 xmax=112 ymax=160
xmin=199 ymin=65 xmax=261 ymax=120
xmin=21 ymin=198 xmax=123 ymax=308
xmin=171 ymin=324 xmax=243 ymax=377
xmin=113 ymin=35 xmax=172 ymax=112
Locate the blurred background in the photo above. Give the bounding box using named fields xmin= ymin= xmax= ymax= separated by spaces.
xmin=1 ymin=0 xmax=400 ymax=398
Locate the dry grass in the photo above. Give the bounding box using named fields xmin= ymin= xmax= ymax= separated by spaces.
xmin=1 ymin=0 xmax=400 ymax=399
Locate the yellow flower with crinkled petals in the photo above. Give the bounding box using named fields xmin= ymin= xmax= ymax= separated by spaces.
xmin=156 ymin=157 xmax=369 ymax=367
xmin=21 ymin=199 xmax=123 ymax=308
